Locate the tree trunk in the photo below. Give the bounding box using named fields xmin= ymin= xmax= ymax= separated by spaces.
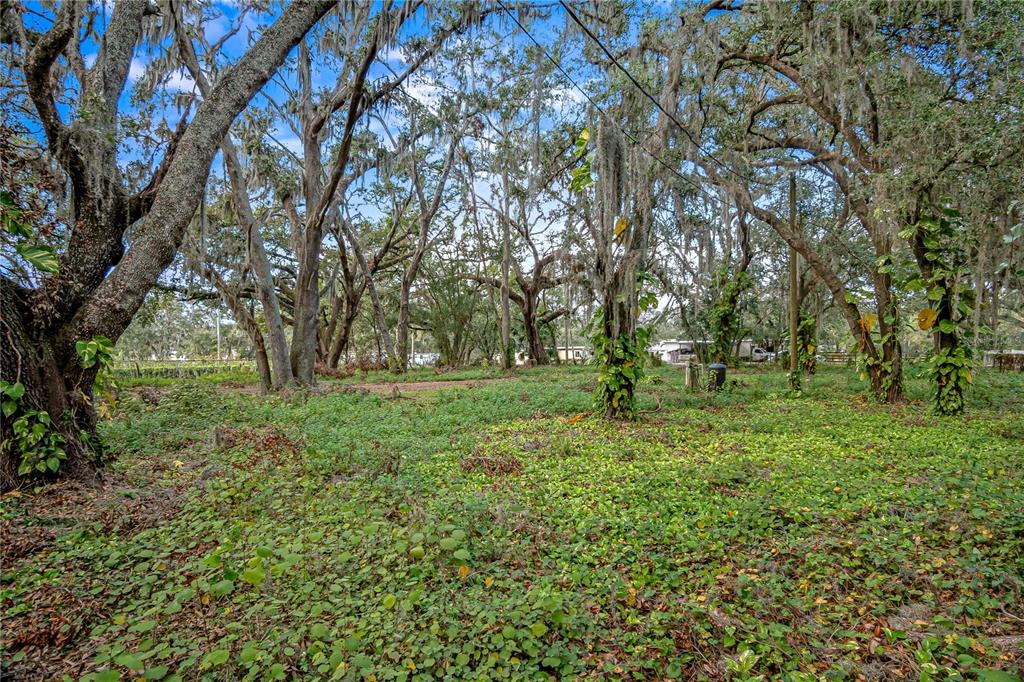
xmin=197 ymin=266 xmax=273 ymax=394
xmin=222 ymin=142 xmax=292 ymax=388
xmin=1 ymin=281 xmax=99 ymax=490
xmin=499 ymin=155 xmax=513 ymax=370
xmin=327 ymin=289 xmax=361 ymax=368
xmin=724 ymin=172 xmax=901 ymax=403
xmin=396 ymin=280 xmax=413 ymax=372
xmin=1 ymin=0 xmax=334 ymax=488
xmin=522 ymin=292 xmax=548 ymax=365
xmin=175 ymin=18 xmax=292 ymax=389
xmin=339 ymin=220 xmax=397 ymax=369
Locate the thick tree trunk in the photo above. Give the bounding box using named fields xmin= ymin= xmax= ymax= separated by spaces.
xmin=1 ymin=0 xmax=334 ymax=487
xmin=909 ymin=227 xmax=966 ymax=414
xmin=522 ymin=293 xmax=548 ymax=365
xmin=933 ymin=290 xmax=963 ymax=410
xmin=1 ymin=281 xmax=99 ymax=490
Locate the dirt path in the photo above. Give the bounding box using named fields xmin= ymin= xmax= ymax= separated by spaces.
xmin=347 ymin=378 xmax=506 ymax=394
xmin=128 ymin=377 xmax=511 ymax=400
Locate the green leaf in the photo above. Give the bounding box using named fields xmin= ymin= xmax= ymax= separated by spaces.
xmin=452 ymin=549 xmax=471 ymax=562
xmin=309 ymin=623 xmax=329 ymax=639
xmin=144 ymin=665 xmax=169 ymax=680
xmin=92 ymin=670 xmax=121 ymax=682
xmin=530 ymin=622 xmax=548 ymax=637
xmin=115 ymin=653 xmax=145 ymax=672
xmin=129 ymin=619 xmax=157 ymax=633
xmin=439 ymin=537 xmax=458 ymax=551
xmin=241 ymin=567 xmax=265 ymax=586
xmin=382 ymin=594 xmax=396 ymax=609
xmin=202 ymin=649 xmax=230 ymax=667
xmin=976 ymin=670 xmax=1021 ymax=682
xmin=6 ymin=382 xmax=24 ymax=400
xmin=210 ymin=579 xmax=235 ymax=597
xmin=15 ymin=243 xmax=59 ymax=274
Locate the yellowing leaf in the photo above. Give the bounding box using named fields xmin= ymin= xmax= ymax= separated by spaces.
xmin=458 ymin=565 xmax=470 ymax=578
xmin=862 ymin=313 xmax=877 ymax=331
xmin=917 ymin=308 xmax=938 ymax=331
xmin=580 ymin=128 xmax=590 ymax=141
xmin=613 ymin=217 xmax=628 ymax=243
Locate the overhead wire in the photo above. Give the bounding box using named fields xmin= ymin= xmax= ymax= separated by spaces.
xmin=558 ymin=0 xmax=750 ymax=186
xmin=495 ymin=0 xmax=721 ymax=202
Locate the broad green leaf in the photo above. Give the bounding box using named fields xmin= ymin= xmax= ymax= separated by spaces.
xmin=241 ymin=567 xmax=265 ymax=586
xmin=115 ymin=653 xmax=144 ymax=672
xmin=15 ymin=243 xmax=59 ymax=274
xmin=202 ymin=649 xmax=230 ymax=667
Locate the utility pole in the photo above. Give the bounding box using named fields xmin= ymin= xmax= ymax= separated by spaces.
xmin=788 ymin=173 xmax=800 ymax=392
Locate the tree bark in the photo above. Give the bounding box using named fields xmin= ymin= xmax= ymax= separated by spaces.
xmin=172 ymin=3 xmax=293 ymax=388
xmin=395 ymin=130 xmax=461 ymax=371
xmin=1 ymin=0 xmax=334 ymax=488
xmin=338 ymin=220 xmax=398 ymax=368
xmin=222 ymin=141 xmax=293 ymax=388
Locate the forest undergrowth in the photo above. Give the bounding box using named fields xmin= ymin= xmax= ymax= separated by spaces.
xmin=1 ymin=366 xmax=1022 ymax=681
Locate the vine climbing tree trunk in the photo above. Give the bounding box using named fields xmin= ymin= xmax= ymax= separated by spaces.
xmin=709 ymin=210 xmax=753 ymax=365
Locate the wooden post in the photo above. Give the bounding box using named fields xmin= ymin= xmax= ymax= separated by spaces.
xmin=788 ymin=173 xmax=800 ymax=391
xmin=564 ymin=275 xmax=571 ymax=364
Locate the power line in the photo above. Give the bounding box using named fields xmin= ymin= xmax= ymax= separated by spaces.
xmin=559 ymin=0 xmax=748 ymax=185
xmin=495 ymin=0 xmax=719 ymax=202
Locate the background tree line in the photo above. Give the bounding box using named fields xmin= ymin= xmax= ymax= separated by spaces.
xmin=1 ymin=0 xmax=1022 ymax=485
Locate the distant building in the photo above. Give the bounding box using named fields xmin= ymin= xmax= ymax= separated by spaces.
xmin=649 ymin=338 xmax=770 ymax=364
xmin=649 ymin=339 xmax=705 ymax=364
xmin=556 ymin=346 xmax=591 ymax=363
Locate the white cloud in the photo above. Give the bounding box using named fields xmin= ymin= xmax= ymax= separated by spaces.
xmin=405 ymin=81 xmax=440 ymax=106
xmin=165 ymin=68 xmax=197 ymax=93
xmin=202 ymin=15 xmax=233 ymax=44
xmin=126 ymin=57 xmax=196 ymax=93
xmin=553 ymin=86 xmax=586 ymax=106
xmin=128 ymin=57 xmax=147 ymax=81
xmin=382 ymin=47 xmax=405 ymax=64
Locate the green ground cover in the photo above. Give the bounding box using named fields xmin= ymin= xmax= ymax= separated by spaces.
xmin=1 ymin=366 xmax=1022 ymax=681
